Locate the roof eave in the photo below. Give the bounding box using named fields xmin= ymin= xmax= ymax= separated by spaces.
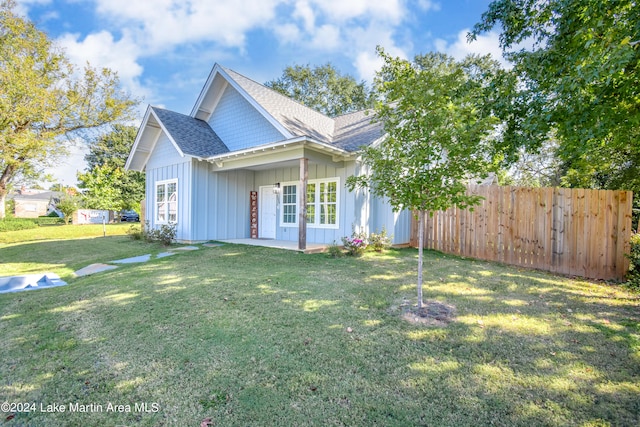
xmin=205 ymin=137 xmax=355 ymax=164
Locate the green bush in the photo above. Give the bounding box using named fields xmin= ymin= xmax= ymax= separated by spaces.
xmin=0 ymin=218 xmax=38 ymax=232
xmin=626 ymin=233 xmax=640 ymax=291
xmin=326 ymin=241 xmax=344 ymax=258
xmin=342 ymin=231 xmax=368 ymax=256
xmin=0 ymin=216 xmax=65 ymax=232
xmin=34 ymin=217 xmax=65 ymax=226
xmin=126 ymin=224 xmax=144 ymax=240
xmin=132 ymin=221 xmax=177 ymax=246
xmin=369 ymin=227 xmax=393 ymax=252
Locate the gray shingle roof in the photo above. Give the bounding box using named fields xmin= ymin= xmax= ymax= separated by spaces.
xmin=332 ymin=110 xmax=384 ymax=152
xmin=152 ymin=107 xmax=229 ymax=157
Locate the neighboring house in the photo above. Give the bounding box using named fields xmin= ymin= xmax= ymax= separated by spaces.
xmin=126 ymin=64 xmax=411 ymax=248
xmin=11 ymin=189 xmax=61 ymax=218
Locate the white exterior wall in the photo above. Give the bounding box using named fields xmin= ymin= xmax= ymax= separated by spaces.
xmin=209 ymin=169 xmax=255 ymax=240
xmin=371 ymin=197 xmax=411 ymax=245
xmin=145 ymin=134 xmax=193 ymax=242
xmin=252 ymin=160 xmax=366 ymax=245
xmin=208 ymin=85 xmax=285 ymax=151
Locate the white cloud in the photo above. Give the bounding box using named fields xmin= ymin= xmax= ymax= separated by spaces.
xmin=270 ymin=0 xmax=413 ymax=82
xmin=310 ymin=24 xmax=341 ymax=50
xmin=344 ymin=22 xmax=410 ymax=83
xmin=416 ymin=0 xmax=440 ymax=12
xmin=55 ymin=30 xmax=149 ymax=100
xmin=92 ymin=0 xmax=284 ymax=53
xmin=43 ymin=143 xmax=88 ymax=187
xmin=14 ymin=0 xmax=52 ymax=16
xmin=310 ymin=0 xmax=404 ymax=24
xmin=435 ymin=29 xmax=510 ymax=68
xmin=274 ymin=23 xmax=302 ymax=44
xmin=294 ymin=0 xmax=316 ymax=32
xmin=354 ymin=51 xmax=382 ymax=83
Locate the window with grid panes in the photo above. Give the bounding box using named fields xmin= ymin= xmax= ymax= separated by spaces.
xmin=282 ymin=184 xmax=297 ymax=224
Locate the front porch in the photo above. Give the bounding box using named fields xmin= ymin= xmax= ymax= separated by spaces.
xmin=219 ymin=238 xmax=327 ymax=254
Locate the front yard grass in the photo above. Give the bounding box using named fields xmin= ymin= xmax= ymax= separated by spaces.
xmin=1 ymin=236 xmax=639 ymax=426
xmin=0 ymin=224 xmax=163 ymax=280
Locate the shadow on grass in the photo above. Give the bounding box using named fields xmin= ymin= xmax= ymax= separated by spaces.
xmin=0 ymin=245 xmax=639 ymax=426
xmin=0 ymin=236 xmax=172 ymax=280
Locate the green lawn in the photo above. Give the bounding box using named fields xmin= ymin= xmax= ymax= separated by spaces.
xmin=0 ymin=224 xmax=163 ymax=280
xmin=1 ymin=228 xmax=639 ymax=426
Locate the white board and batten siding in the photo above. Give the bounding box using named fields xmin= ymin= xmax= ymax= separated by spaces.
xmin=199 ymin=166 xmax=255 ymax=241
xmin=253 ymin=161 xmax=366 ymax=245
xmin=371 ymin=198 xmax=411 ymax=245
xmin=145 ymin=133 xmax=194 ymax=242
xmin=208 ymin=85 xmax=286 ymax=152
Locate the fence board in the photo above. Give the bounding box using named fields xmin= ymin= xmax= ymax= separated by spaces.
xmin=413 ymin=185 xmax=633 ymax=281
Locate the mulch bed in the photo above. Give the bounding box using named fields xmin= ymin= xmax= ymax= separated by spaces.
xmin=401 ymin=300 xmax=456 ymax=326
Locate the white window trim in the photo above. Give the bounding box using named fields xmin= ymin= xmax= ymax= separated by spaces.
xmin=155 ymin=179 xmax=178 ymax=225
xmin=278 ymin=177 xmax=340 ymax=229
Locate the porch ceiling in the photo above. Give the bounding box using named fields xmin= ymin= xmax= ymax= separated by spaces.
xmin=206 ymin=138 xmax=355 ymax=172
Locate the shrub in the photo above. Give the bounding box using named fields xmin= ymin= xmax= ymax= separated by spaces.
xmin=0 ymin=218 xmax=38 ymax=232
xmin=145 ymin=222 xmax=177 ymax=246
xmin=126 ymin=224 xmax=144 ymax=240
xmin=342 ymin=231 xmax=368 ymax=256
xmin=626 ymin=233 xmax=640 ymax=291
xmin=369 ymin=227 xmax=393 ymax=252
xmin=33 ymin=217 xmax=65 ymax=226
xmin=327 ymin=240 xmax=344 ymax=258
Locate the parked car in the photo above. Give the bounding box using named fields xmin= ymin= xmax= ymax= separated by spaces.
xmin=120 ymin=210 xmax=140 ymax=222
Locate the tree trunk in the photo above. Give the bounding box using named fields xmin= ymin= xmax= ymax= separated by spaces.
xmin=417 ymin=209 xmax=425 ymax=308
xmin=0 ymin=193 xmax=5 ymax=219
xmin=0 ymin=165 xmax=14 ymax=220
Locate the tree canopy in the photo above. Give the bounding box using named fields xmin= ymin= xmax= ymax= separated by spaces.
xmin=347 ymin=47 xmax=506 ymax=308
xmin=77 ymin=125 xmax=144 ymax=212
xmin=471 ymin=0 xmax=640 ymax=192
xmin=265 ymin=63 xmax=372 ymax=117
xmin=0 ymin=0 xmax=137 ymax=217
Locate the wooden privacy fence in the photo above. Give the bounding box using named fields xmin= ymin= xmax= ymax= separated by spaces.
xmin=410 ymin=185 xmax=634 ymax=281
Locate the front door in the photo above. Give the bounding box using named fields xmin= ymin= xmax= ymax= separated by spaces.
xmin=259 ymin=186 xmax=277 ymax=239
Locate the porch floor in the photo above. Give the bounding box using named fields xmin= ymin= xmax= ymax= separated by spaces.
xmin=219 ymin=238 xmax=327 ymax=254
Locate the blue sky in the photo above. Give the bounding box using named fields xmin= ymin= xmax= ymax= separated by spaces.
xmin=15 ymin=0 xmax=503 ymax=186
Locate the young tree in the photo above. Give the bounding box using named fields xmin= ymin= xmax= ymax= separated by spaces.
xmin=56 ymin=194 xmax=81 ymax=225
xmin=77 ymin=125 xmax=144 ymax=211
xmin=471 ymin=0 xmax=640 ymax=192
xmin=0 ymin=1 xmax=137 ymax=218
xmin=265 ymin=63 xmax=372 ymax=117
xmin=347 ymin=47 xmax=505 ymax=309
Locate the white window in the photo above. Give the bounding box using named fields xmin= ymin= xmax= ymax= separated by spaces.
xmin=318 ymin=180 xmax=338 ymax=226
xmin=281 ymin=184 xmax=297 ymax=225
xmin=156 ymin=179 xmax=177 ymax=224
xmin=280 ymin=178 xmax=340 ymax=229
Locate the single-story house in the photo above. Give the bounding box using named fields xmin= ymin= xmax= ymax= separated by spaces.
xmin=125 ymin=64 xmax=410 ymax=248
xmin=10 ymin=189 xmax=61 ymax=218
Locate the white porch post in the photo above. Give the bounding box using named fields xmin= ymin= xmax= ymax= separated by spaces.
xmin=298 ymin=158 xmax=308 ymax=250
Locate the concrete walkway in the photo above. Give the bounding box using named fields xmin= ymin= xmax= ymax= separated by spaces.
xmin=4 ymin=240 xmax=326 ymax=292
xmin=73 ymin=245 xmax=203 ymax=278
xmin=72 ymin=240 xmax=326 ymax=278
xmin=220 ymin=239 xmax=327 ymax=254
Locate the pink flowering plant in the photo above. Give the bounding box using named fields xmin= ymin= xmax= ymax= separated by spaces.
xmin=341 ymin=231 xmax=368 ymax=256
